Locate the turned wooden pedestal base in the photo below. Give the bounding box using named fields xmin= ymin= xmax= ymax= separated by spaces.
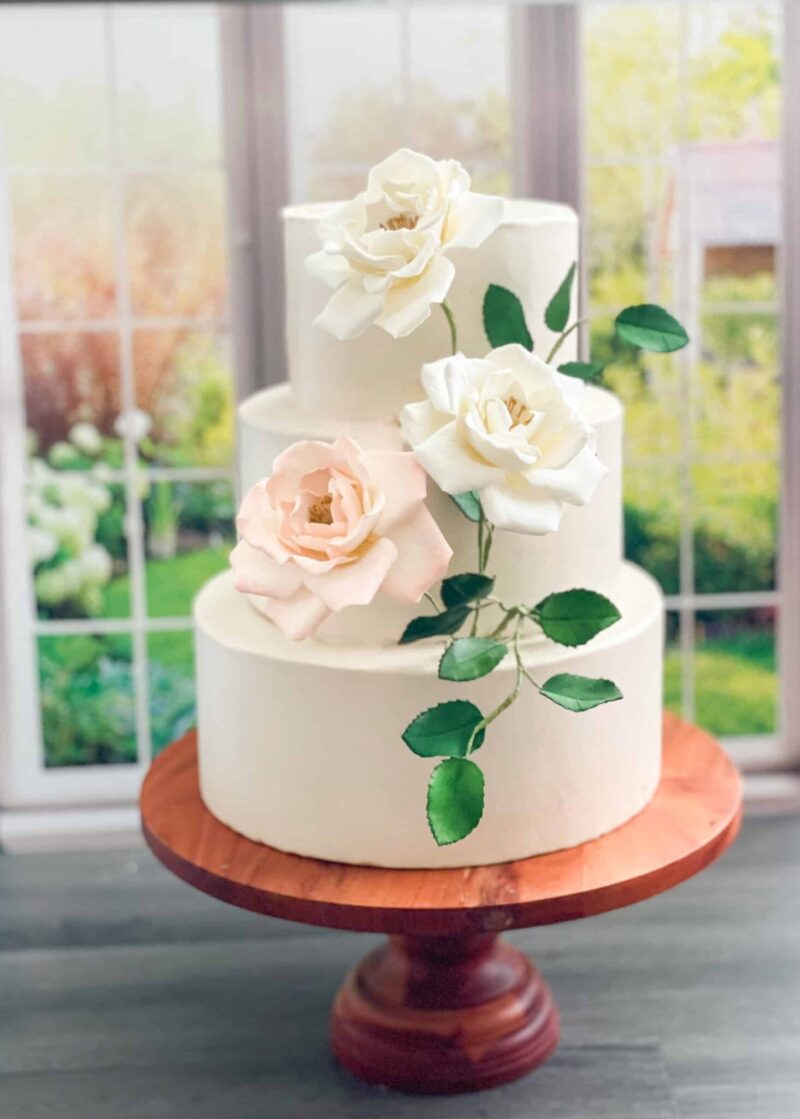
xmin=331 ymin=933 xmax=559 ymax=1093
xmin=141 ymin=715 xmax=742 ymax=1096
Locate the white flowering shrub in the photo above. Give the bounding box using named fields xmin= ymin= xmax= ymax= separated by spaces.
xmin=26 ymin=422 xmax=120 ymax=618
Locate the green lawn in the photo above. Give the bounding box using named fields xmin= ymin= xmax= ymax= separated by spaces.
xmin=102 ymin=544 xmax=232 ymax=622
xmin=664 ymin=631 xmax=776 ymax=737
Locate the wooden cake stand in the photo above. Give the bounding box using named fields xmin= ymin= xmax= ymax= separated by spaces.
xmin=141 ymin=713 xmax=742 ymax=1095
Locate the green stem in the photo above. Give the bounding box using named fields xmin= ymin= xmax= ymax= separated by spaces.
xmin=423 ymin=591 xmax=441 ymax=614
xmin=467 ymin=619 xmax=525 ymax=752
xmin=546 ymin=317 xmax=589 ymax=365
xmin=440 ymin=300 xmax=458 ymax=355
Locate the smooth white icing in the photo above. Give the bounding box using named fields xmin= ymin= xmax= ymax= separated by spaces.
xmin=195 ymin=563 xmax=663 ymax=869
xmin=237 ymin=382 xmax=623 ymax=645
xmin=283 ymin=199 xmax=579 ymax=420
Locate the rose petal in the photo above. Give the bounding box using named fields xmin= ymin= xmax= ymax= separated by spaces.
xmin=236 ymin=481 xmax=280 ymax=550
xmin=314 ymin=277 xmax=385 ymax=341
xmin=360 ymin=450 xmax=427 ymax=533
xmin=365 ymin=148 xmax=439 ymax=201
xmin=305 ymin=250 xmax=351 ymax=291
xmin=400 ymin=400 xmax=444 ymax=449
xmin=421 ymin=355 xmax=496 ymax=416
xmin=230 ymin=540 xmax=303 ymax=599
xmin=379 ymin=505 xmax=453 ymax=604
xmin=375 ymin=254 xmax=456 ymax=339
xmin=481 ymin=482 xmax=565 ymax=535
xmin=302 ymin=536 xmax=398 ymax=611
xmin=256 ymin=587 xmax=332 ymax=641
xmin=445 ymin=191 xmax=503 ymax=250
xmin=525 ymin=445 xmax=608 ymax=505
xmin=413 ymin=421 xmax=505 ymax=494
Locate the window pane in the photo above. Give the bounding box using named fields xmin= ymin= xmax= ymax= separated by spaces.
xmin=624 ymin=462 xmax=681 ymax=595
xmin=664 ymin=610 xmax=682 ymax=717
xmin=148 ymin=630 xmax=195 ymax=755
xmin=407 ymin=5 xmax=510 ymax=191
xmin=694 ymin=608 xmax=777 ymax=737
xmin=692 ymin=461 xmax=777 ymax=594
xmin=125 ymin=172 xmax=228 ymax=318
xmin=0 ymin=6 xmax=110 ymax=165
xmin=286 ymin=3 xmax=402 ymax=201
xmin=694 ymin=312 xmax=779 ymax=458
xmin=38 ymin=633 xmax=136 ymax=766
xmin=133 ymin=330 xmax=234 ymax=467
xmin=12 ymin=175 xmax=117 ymax=321
xmin=112 ymin=4 xmax=222 ymax=164
xmin=144 ymin=481 xmax=235 ymax=617
xmin=687 ymin=4 xmax=781 ymax=144
xmin=22 ymin=331 xmax=122 ymax=451
xmin=586 ymin=165 xmax=650 ymax=309
xmin=584 ymin=4 xmax=681 ymax=159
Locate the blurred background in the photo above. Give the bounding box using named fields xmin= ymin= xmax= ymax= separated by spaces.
xmin=0 ymin=2 xmax=793 ymax=845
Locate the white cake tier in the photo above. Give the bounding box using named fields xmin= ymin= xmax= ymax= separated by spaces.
xmin=237 ymin=381 xmax=623 ymax=645
xmin=284 ymin=199 xmax=579 ymax=420
xmin=195 ymin=562 xmax=663 ymax=869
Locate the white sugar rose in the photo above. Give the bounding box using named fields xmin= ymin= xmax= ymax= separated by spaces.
xmin=230 ymin=436 xmax=452 ymax=641
xmin=306 ymin=148 xmax=502 ymax=341
xmin=400 ymin=345 xmax=608 ymax=535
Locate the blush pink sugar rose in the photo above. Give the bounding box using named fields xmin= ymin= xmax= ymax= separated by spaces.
xmin=231 ymin=436 xmax=452 ymax=640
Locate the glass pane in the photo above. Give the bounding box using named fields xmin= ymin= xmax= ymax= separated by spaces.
xmin=144 ymin=480 xmax=235 ymax=617
xmin=687 ymin=4 xmax=781 ymax=144
xmin=38 ymin=633 xmax=136 ymax=767
xmin=0 ymin=6 xmax=110 ymax=165
xmin=12 ymin=175 xmax=117 ymax=321
xmin=28 ymin=471 xmax=129 ymax=621
xmin=112 ymin=4 xmax=222 ymax=164
xmin=692 ymin=461 xmax=777 ymax=594
xmin=624 ymin=461 xmax=681 ymax=595
xmin=407 ymin=5 xmax=510 ymax=190
xmin=148 ymin=630 xmax=196 ymax=755
xmin=694 ymin=608 xmax=777 ymax=737
xmin=285 ymin=3 xmax=402 ymax=201
xmin=133 ymin=330 xmax=234 ymax=467
xmin=663 ymin=610 xmax=682 ymax=717
xmin=694 ymin=312 xmax=779 ymax=458
xmin=584 ymin=3 xmax=681 ymax=159
xmin=125 ymin=171 xmax=227 ymax=318
xmin=586 ymin=165 xmax=651 ymax=309
xmin=22 ymin=331 xmax=122 ymax=453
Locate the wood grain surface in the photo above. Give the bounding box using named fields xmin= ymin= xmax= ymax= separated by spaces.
xmin=141 ymin=714 xmax=742 ymax=936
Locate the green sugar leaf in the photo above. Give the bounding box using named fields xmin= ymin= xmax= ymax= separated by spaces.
xmin=439 ymin=637 xmax=508 ymax=682
xmin=531 ymin=589 xmax=622 ymax=647
xmin=402 ymin=700 xmax=486 ymax=758
xmin=483 ymin=284 xmax=533 ymax=351
xmin=544 ymin=261 xmax=577 ymax=334
xmin=539 ymin=673 xmax=623 ymax=713
xmin=441 ymin=573 xmax=494 ymax=608
xmin=427 ymin=757 xmax=485 ymax=845
xmin=449 ymin=491 xmax=483 ymax=522
xmin=400 ymin=604 xmax=470 ymax=645
xmin=615 ymin=304 xmax=689 ymax=353
xmin=558 ymin=360 xmax=605 ymax=384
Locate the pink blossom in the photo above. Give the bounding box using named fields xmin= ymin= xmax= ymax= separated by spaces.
xmin=231 ymin=436 xmax=452 ymax=640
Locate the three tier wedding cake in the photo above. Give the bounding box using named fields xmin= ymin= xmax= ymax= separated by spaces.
xmin=194 ymin=149 xmax=685 ymax=869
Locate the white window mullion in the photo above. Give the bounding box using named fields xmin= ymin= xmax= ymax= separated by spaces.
xmin=104 ymin=8 xmax=152 ymax=768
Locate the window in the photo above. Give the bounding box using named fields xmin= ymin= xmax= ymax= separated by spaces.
xmin=583 ymin=2 xmax=784 ymax=766
xmin=0 ymin=4 xmax=234 ymax=808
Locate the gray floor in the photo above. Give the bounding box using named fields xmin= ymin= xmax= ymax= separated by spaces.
xmin=1 ymin=817 xmax=798 ymax=1118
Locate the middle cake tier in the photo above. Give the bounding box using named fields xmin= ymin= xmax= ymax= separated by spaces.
xmin=237 ymin=382 xmax=624 ymax=646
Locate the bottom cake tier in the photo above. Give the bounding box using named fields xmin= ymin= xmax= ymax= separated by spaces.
xmin=194 ymin=562 xmax=664 ymax=869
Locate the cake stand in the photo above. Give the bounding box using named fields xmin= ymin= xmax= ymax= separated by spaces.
xmin=140 ymin=713 xmax=741 ymax=1095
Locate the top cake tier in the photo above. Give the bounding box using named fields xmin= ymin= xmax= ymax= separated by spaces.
xmin=284 ymin=198 xmax=579 ymax=421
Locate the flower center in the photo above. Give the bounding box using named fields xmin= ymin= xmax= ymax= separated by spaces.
xmin=380 ymin=212 xmax=419 ymax=231
xmin=308 ymin=493 xmax=334 ymax=525
xmin=505 ymin=395 xmax=533 ymax=428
